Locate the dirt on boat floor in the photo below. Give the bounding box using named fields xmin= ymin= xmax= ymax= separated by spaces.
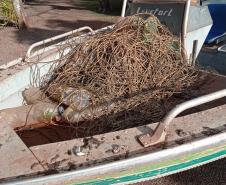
xmin=0 ymin=0 xmax=225 ymax=184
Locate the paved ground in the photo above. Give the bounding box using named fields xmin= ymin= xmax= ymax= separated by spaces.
xmin=0 ymin=0 xmax=225 ymax=184
xmin=0 ymin=0 xmax=118 ymax=64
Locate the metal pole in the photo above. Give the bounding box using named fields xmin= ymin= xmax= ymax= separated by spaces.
xmin=121 ymin=0 xmax=128 ymax=17
xmin=26 ymin=26 xmax=94 ymax=60
xmin=191 ymin=40 xmax=198 ymax=65
xmin=182 ymin=0 xmax=191 ymax=61
xmin=139 ymin=89 xmax=226 ymax=147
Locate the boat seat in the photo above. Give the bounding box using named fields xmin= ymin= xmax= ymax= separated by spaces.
xmin=205 ymin=4 xmax=226 ymax=44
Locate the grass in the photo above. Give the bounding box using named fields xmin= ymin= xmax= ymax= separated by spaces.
xmin=0 ymin=0 xmax=18 ymax=26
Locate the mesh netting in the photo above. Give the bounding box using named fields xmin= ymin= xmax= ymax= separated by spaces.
xmin=38 ymin=14 xmax=202 ymax=136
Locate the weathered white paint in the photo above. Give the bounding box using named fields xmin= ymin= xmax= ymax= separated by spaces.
xmin=185 ymin=25 xmax=212 ymax=62
xmin=0 ymin=50 xmax=67 ymax=109
xmin=0 ymin=58 xmax=23 ymax=70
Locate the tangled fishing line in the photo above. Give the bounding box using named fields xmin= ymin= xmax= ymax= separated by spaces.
xmin=37 ymin=14 xmax=202 ymax=138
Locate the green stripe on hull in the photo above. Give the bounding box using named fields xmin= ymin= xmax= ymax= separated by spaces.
xmin=75 ymin=147 xmax=226 ymax=185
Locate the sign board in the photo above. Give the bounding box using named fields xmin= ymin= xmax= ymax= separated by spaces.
xmin=128 ymin=0 xmax=188 ymax=36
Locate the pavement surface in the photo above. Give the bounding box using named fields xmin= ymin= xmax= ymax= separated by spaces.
xmin=0 ymin=0 xmax=118 ymax=64
xmin=0 ymin=0 xmax=225 ymax=184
